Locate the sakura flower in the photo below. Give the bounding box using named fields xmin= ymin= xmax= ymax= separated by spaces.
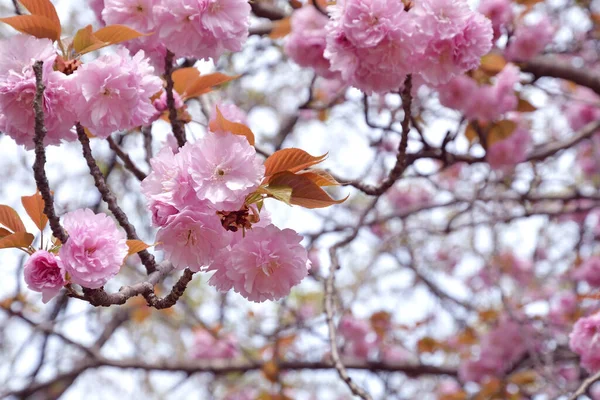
xmin=59 ymin=209 xmax=128 ymax=289
xmin=338 ymin=315 xmax=370 ymax=341
xmin=154 ymin=0 xmax=250 ymax=60
xmin=0 ymin=35 xmax=77 ymax=149
xmin=210 ymin=102 xmax=248 ymax=125
xmin=188 ymin=132 xmax=264 ymax=210
xmin=70 ymin=48 xmax=162 ymax=138
xmin=24 ymin=251 xmax=66 ymax=303
xmin=573 ymin=256 xmax=600 ymax=287
xmin=152 ymin=89 xmax=185 ymax=122
xmin=141 ymin=145 xmax=197 ymax=214
xmin=90 ymin=0 xmax=106 ymax=25
xmin=102 ymin=0 xmax=158 ymax=32
xmin=486 ymin=127 xmax=531 ymax=170
xmin=285 ymin=5 xmax=338 ymax=79
xmin=156 ymin=207 xmax=230 ymax=271
xmin=478 ymin=0 xmax=512 ymax=40
xmin=564 ymin=87 xmax=600 ymax=132
xmin=459 ymin=316 xmax=529 ymax=382
xmin=505 ymin=17 xmax=554 ymax=62
xmin=569 ymin=312 xmax=600 ymax=372
xmin=192 ymin=329 xmax=239 ymax=359
xmin=122 ymin=35 xmax=169 ymax=75
xmin=149 ymin=200 xmax=179 ymax=227
xmin=207 ymin=225 xmax=310 ymax=302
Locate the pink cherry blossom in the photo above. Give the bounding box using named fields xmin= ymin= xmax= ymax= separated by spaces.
xmin=459 ymin=316 xmax=529 ymax=382
xmin=478 ymin=0 xmax=512 ymax=40
xmin=564 ymin=87 xmax=600 ymax=132
xmin=386 ymin=185 xmax=432 ymax=214
xmin=141 ymin=145 xmax=197 ymax=214
xmin=192 ymin=329 xmax=239 ymax=359
xmin=285 ymin=5 xmax=338 ymax=79
xmin=23 ymin=250 xmax=66 ymax=303
xmin=0 ymin=35 xmax=77 ymax=149
xmin=438 ymin=64 xmax=520 ymax=121
xmin=210 ymin=102 xmax=248 ymax=125
xmin=569 ymin=312 xmax=600 ymax=372
xmin=149 ymin=200 xmax=179 ymax=227
xmin=123 ymin=35 xmax=169 ymax=75
xmin=59 ymin=209 xmax=128 ymax=289
xmin=90 ymin=0 xmax=106 ymax=25
xmin=573 ymin=256 xmax=600 ymax=287
xmin=156 ymin=207 xmax=230 ymax=271
xmin=188 ymin=132 xmax=265 ymax=210
xmin=414 ymin=11 xmax=494 ymax=85
xmin=207 ymin=225 xmax=310 ymax=302
xmin=505 ymin=17 xmax=554 ymax=62
xmin=102 ymin=0 xmax=158 ymax=32
xmin=152 ymin=89 xmax=184 ymax=121
xmin=70 ymin=48 xmax=162 ymax=138
xmin=338 ymin=315 xmax=370 ymax=341
xmin=486 ymin=126 xmax=531 ymax=170
xmin=154 ymin=0 xmax=250 ymax=60
xmin=549 ymin=292 xmax=578 ymax=326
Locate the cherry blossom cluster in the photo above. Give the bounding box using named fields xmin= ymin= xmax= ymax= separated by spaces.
xmin=24 ymin=209 xmax=128 ymax=302
xmin=323 ymin=0 xmax=493 ymax=94
xmin=0 ymin=35 xmax=162 ymax=147
xmin=141 ymin=119 xmax=311 ymax=302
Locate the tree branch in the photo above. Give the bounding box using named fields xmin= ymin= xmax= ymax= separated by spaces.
xmin=521 ymin=56 xmax=600 ymax=96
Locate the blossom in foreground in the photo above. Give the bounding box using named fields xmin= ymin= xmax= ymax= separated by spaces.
xmin=156 ymin=207 xmax=230 ymax=271
xmin=208 ymin=225 xmax=310 ymax=302
xmin=59 ymin=209 xmax=128 ymax=289
xmin=154 ymin=0 xmax=250 ymax=60
xmin=569 ymin=312 xmax=600 ymax=372
xmin=0 ymin=35 xmax=77 ymax=148
xmin=70 ymin=48 xmax=162 ymax=138
xmin=23 ymin=251 xmax=66 ymax=303
xmin=188 ymin=132 xmax=265 ymax=210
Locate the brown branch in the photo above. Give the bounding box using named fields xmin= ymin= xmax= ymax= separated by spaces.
xmin=164 ymin=50 xmax=186 ymax=147
xmin=250 ymin=2 xmax=286 ymax=20
xmin=347 ymin=76 xmax=413 ymax=196
xmin=78 ymin=261 xmax=175 ymax=307
xmin=106 ymin=136 xmax=148 ymax=181
xmin=527 ymin=120 xmax=600 ymax=161
xmin=521 ymin=56 xmax=600 ymax=96
xmin=75 ymin=123 xmax=157 ymax=274
xmin=32 ymin=61 xmax=68 ymax=244
xmin=567 ymin=369 xmax=600 ymax=400
xmin=143 ymin=268 xmax=195 ymax=309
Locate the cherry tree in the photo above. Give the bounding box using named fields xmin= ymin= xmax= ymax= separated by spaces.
xmin=0 ymin=0 xmax=599 ymax=398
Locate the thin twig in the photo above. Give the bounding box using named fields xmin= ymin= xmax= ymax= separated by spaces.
xmin=164 ymin=50 xmax=186 ymax=147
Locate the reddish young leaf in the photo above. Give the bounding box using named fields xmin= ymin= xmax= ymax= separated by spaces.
xmin=72 ymin=24 xmax=107 ymax=55
xmin=479 ymin=53 xmax=506 ymax=76
xmin=21 ymin=192 xmax=48 ymax=231
xmin=209 ymin=107 xmax=255 ymax=146
xmin=487 ymin=119 xmax=517 ymax=146
xmin=126 ymin=239 xmax=150 ymax=256
xmin=18 ymin=0 xmax=61 ymax=36
xmin=0 ymin=228 xmax=11 ymax=238
xmin=93 ymin=24 xmax=146 ymax=46
xmin=298 ymin=169 xmax=339 ymax=187
xmin=0 ymin=205 xmax=26 ymax=233
xmin=182 ymin=72 xmax=240 ymax=100
xmin=268 ymin=17 xmax=291 ymax=39
xmin=0 ymin=15 xmax=60 ymax=41
xmin=172 ymin=67 xmax=201 ymax=96
xmin=517 ymin=97 xmax=536 ymax=113
xmin=0 ymin=232 xmax=34 ymax=250
xmin=263 ymin=148 xmax=327 ymax=182
xmin=268 ymin=171 xmax=347 ymax=209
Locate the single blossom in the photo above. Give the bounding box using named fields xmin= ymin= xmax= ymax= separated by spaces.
xmin=156 ymin=207 xmax=230 ymax=271
xmin=569 ymin=312 xmax=600 ymax=372
xmin=70 ymin=48 xmax=162 ymax=138
xmin=0 ymin=35 xmax=77 ymax=149
xmin=23 ymin=250 xmax=66 ymax=303
xmin=285 ymin=5 xmax=338 ymax=79
xmin=188 ymin=131 xmax=265 ymax=210
xmin=59 ymin=209 xmax=128 ymax=289
xmin=154 ymin=0 xmax=250 ymax=60
xmin=207 ymin=225 xmax=310 ymax=302
xmin=102 ymin=0 xmax=158 ymax=32
xmin=486 ymin=126 xmax=531 ymax=170
xmin=505 ymin=17 xmax=554 ymax=61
